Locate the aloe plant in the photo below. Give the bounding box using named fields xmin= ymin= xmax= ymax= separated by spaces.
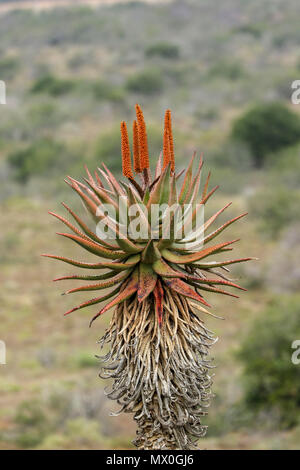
xmin=45 ymin=105 xmax=252 ymax=449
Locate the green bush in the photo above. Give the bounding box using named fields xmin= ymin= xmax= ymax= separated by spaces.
xmin=209 ymin=140 xmax=252 ymax=170
xmin=0 ymin=56 xmax=19 ymax=80
xmin=73 ymin=352 xmax=98 ymax=369
xmin=92 ymin=81 xmax=125 ymax=103
xmin=265 ymin=143 xmax=300 ymax=190
xmin=145 ymin=42 xmax=179 ymax=59
xmin=8 ymin=138 xmax=67 ymax=183
xmin=28 ymin=102 xmax=63 ymax=129
xmin=15 ymin=401 xmax=49 ymax=448
xmin=238 ymin=296 xmax=300 ymax=428
xmin=126 ymin=68 xmax=164 ymax=95
xmin=232 ymin=102 xmax=300 ymax=168
xmin=93 ymin=127 xmax=124 ymax=174
xmin=31 ymin=74 xmax=75 ymax=96
xmin=232 ymin=23 xmax=262 ymax=38
xmin=208 ymin=61 xmax=245 ymax=81
xmin=249 ymin=186 xmax=300 ymax=238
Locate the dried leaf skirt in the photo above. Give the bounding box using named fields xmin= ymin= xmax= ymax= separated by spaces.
xmin=98 ymin=288 xmax=216 ymax=450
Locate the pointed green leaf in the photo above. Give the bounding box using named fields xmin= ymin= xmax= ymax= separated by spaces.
xmin=179 ymin=153 xmax=195 ymax=204
xmin=57 ymin=232 xmax=127 ymax=260
xmin=203 ymin=213 xmax=247 ymax=244
xmin=102 ymin=163 xmax=126 ymax=195
xmin=66 ymin=179 xmax=99 ymax=222
xmin=89 ymin=269 xmax=139 ymax=326
xmin=187 ymin=276 xmax=246 ymax=291
xmin=42 ymin=253 xmax=141 ymax=270
xmin=155 ymin=151 xmax=162 ymax=179
xmin=192 ymin=257 xmax=256 ymax=269
xmin=141 ymin=240 xmax=161 ymax=264
xmin=163 ymin=278 xmax=211 ymax=307
xmin=49 ymin=211 xmax=91 ymax=242
xmin=64 ymin=286 xmax=120 ymax=316
xmin=138 ymin=264 xmax=157 ymax=302
xmin=146 ymin=164 xmax=170 ymax=211
xmin=201 ymin=185 xmax=219 ymax=205
xmin=153 ymin=258 xmax=185 ymax=278
xmin=63 ymin=269 xmax=132 ymax=294
xmin=162 ymin=240 xmax=239 ymax=264
xmin=54 ymin=270 xmax=123 ymax=282
xmin=186 ymin=280 xmax=240 ymax=298
xmin=61 ymin=202 xmax=118 ymax=249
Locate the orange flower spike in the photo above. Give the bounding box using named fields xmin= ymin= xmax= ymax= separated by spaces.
xmin=165 ymin=109 xmax=175 ymax=172
xmin=133 ymin=120 xmax=141 ymax=173
xmin=163 ymin=121 xmax=171 ymax=170
xmin=135 ymin=104 xmax=149 ymax=171
xmin=121 ymin=121 xmax=133 ymax=179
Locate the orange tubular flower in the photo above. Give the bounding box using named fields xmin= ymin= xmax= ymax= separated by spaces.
xmin=163 ymin=109 xmax=175 ymax=172
xmin=163 ymin=125 xmax=171 ymax=170
xmin=135 ymin=104 xmax=149 ymax=171
xmin=133 ymin=120 xmax=141 ymax=173
xmin=121 ymin=121 xmax=133 ymax=180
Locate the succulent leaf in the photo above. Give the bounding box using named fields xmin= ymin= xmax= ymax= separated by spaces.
xmin=138 ymin=264 xmax=157 ymax=302
xmin=163 ymin=278 xmax=211 ymax=307
xmin=63 ymin=269 xmax=132 ymax=295
xmin=89 ymin=268 xmax=139 ymax=326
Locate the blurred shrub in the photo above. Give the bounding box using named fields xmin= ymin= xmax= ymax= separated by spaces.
xmin=194 ymin=106 xmax=219 ymax=125
xmin=232 ymin=23 xmax=262 ymax=38
xmin=93 ymin=127 xmax=124 ymax=174
xmin=64 ymin=418 xmax=101 ymax=447
xmin=238 ymin=296 xmax=300 ymax=429
xmin=31 ymin=74 xmax=75 ymax=96
xmin=126 ymin=68 xmax=164 ymax=95
xmin=8 ymin=138 xmax=72 ymax=183
xmin=266 ymin=223 xmax=300 ymax=293
xmin=0 ymin=56 xmax=19 ymax=80
xmin=209 ymin=140 xmax=252 ymax=170
xmin=73 ymin=352 xmax=98 ymax=369
xmin=36 ymin=418 xmax=104 ymax=450
xmin=271 ymin=30 xmax=300 ymax=49
xmin=145 ymin=42 xmax=180 ymax=59
xmin=232 ymin=102 xmax=300 ymax=168
xmin=92 ymin=81 xmax=125 ymax=103
xmin=15 ymin=401 xmax=49 ymax=448
xmin=68 ymin=50 xmax=96 ymax=70
xmin=265 ymin=143 xmax=300 ymax=190
xmin=208 ymin=61 xmax=245 ymax=81
xmin=28 ymin=102 xmax=63 ymax=130
xmin=249 ymin=186 xmax=300 ymax=239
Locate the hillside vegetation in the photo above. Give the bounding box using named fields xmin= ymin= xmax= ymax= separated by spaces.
xmin=0 ymin=0 xmax=299 ymax=449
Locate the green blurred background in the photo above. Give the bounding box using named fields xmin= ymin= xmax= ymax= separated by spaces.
xmin=0 ymin=0 xmax=300 ymax=450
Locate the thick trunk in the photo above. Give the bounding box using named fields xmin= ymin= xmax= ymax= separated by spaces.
xmin=98 ymin=289 xmax=216 ymax=450
xmin=134 ymin=419 xmax=178 ymax=450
